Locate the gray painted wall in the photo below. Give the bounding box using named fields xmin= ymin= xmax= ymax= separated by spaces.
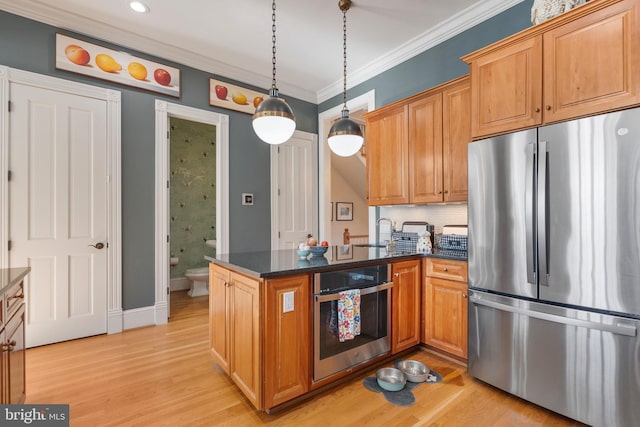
xmin=0 ymin=10 xmax=316 ymax=309
xmin=318 ymin=1 xmax=533 ymax=112
xmin=0 ymin=1 xmax=532 ymax=310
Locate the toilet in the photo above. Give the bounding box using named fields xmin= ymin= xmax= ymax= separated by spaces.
xmin=185 ymin=267 xmax=209 ymax=297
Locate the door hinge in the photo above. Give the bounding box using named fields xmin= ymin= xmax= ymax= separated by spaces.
xmin=7 ymin=240 xmax=11 ymax=251
xmin=7 ymin=100 xmax=11 ymax=112
xmin=167 ymin=235 xmax=170 ymax=243
xmin=278 ymin=231 xmax=280 ymax=238
xmin=277 ymin=188 xmax=280 ymax=196
xmin=167 ymin=130 xmax=170 ymax=139
xmin=166 ymin=180 xmax=169 ymax=189
xmin=7 ymin=170 xmax=11 ymax=181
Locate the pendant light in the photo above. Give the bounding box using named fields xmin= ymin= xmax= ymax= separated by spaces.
xmin=252 ymin=0 xmax=296 ymax=145
xmin=328 ymin=0 xmax=363 ymax=157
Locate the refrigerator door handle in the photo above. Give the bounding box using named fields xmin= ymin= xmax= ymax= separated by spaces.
xmin=470 ymin=294 xmax=637 ymax=337
xmin=537 ymin=140 xmax=549 ymax=286
xmin=525 ymin=143 xmax=537 ymax=284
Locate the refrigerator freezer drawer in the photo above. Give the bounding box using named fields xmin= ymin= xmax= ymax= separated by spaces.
xmin=468 ymin=290 xmax=640 ymax=427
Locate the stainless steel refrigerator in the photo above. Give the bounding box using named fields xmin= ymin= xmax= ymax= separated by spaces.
xmin=468 ymin=107 xmax=640 ymax=427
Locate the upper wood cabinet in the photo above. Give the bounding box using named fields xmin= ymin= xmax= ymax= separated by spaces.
xmin=364 ymin=76 xmax=470 ymax=205
xmin=463 ymin=0 xmax=640 ymax=139
xmin=442 ymin=79 xmax=471 ymax=202
xmin=391 ymin=259 xmax=422 ymax=354
xmin=365 ymin=104 xmax=409 ymax=205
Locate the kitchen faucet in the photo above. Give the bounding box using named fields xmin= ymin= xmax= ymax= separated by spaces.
xmin=376 ymin=217 xmax=393 ymax=245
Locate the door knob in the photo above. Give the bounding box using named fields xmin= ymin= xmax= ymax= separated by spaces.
xmin=89 ymin=242 xmax=105 ymax=250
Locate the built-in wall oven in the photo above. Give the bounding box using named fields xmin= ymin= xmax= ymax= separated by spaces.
xmin=313 ymin=264 xmax=392 ymax=381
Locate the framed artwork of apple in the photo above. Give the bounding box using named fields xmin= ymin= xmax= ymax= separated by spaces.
xmin=209 ymin=79 xmax=269 ymax=115
xmin=55 ymin=33 xmax=181 ymax=98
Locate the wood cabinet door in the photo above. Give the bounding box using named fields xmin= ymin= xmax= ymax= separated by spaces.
xmin=543 ymin=0 xmax=640 ymax=123
xmin=264 ymin=274 xmax=310 ymax=409
xmin=442 ymin=78 xmax=471 ymax=203
xmin=391 ymin=259 xmax=421 ymax=354
xmin=423 ymin=277 xmax=468 ymax=359
xmin=365 ymin=105 xmax=409 ymax=205
xmin=5 ymin=306 xmax=25 ymax=404
xmin=470 ymin=36 xmax=543 ymax=138
xmin=229 ymin=272 xmax=261 ymax=410
xmin=209 ymin=264 xmax=230 ymax=374
xmin=409 ymin=92 xmax=443 ymax=203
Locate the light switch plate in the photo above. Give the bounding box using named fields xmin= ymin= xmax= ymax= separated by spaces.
xmin=242 ymin=193 xmax=254 ymax=205
xmin=283 ymin=291 xmax=294 ymax=313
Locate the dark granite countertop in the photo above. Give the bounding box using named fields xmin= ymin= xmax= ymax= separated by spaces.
xmin=206 ymin=246 xmax=466 ymax=278
xmin=0 ymin=267 xmax=30 ymax=294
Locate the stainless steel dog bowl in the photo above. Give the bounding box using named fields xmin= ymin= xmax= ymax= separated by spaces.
xmin=397 ymin=360 xmax=430 ymax=382
xmin=376 ymin=367 xmax=407 ymax=391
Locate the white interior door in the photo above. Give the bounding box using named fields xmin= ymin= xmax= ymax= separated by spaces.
xmin=271 ymin=131 xmax=318 ymax=250
xmin=9 ymin=82 xmax=108 ymax=347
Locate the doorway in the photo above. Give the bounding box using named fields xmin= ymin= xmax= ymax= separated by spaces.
xmin=154 ymin=101 xmax=229 ymax=322
xmin=318 ymin=90 xmax=376 ymax=244
xmin=1 ymin=66 xmax=122 ymax=347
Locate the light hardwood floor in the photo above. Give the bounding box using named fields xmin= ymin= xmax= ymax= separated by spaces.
xmin=26 ymin=291 xmax=584 ymax=426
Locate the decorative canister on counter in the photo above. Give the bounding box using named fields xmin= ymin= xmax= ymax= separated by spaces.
xmin=416 ymin=232 xmax=432 ymax=254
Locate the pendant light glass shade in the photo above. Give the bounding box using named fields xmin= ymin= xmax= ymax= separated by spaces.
xmin=252 ymin=88 xmax=296 ymax=144
xmin=328 ymin=108 xmax=363 ymax=157
xmin=252 ymin=0 xmax=296 ymax=145
xmin=328 ymin=0 xmax=363 ymax=157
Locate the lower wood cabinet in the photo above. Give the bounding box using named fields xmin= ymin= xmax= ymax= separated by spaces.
xmin=209 ymin=263 xmax=310 ymax=411
xmin=0 ymin=276 xmax=26 ymax=404
xmin=391 ymin=259 xmax=422 ymax=354
xmin=263 ymin=275 xmax=310 ymax=408
xmin=422 ymin=258 xmax=468 ymax=359
xmin=228 ymin=272 xmax=261 ymax=408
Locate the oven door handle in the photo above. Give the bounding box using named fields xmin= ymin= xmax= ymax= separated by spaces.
xmin=314 ymin=282 xmax=393 ymax=303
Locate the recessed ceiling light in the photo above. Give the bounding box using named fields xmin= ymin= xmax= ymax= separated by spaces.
xmin=130 ymin=1 xmax=149 ymax=13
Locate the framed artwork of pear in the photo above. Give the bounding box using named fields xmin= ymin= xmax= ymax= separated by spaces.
xmin=55 ymin=33 xmax=181 ymax=97
xmin=209 ymin=78 xmax=271 ymax=115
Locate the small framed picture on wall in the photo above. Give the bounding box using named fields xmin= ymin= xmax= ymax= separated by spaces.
xmin=336 ymin=202 xmax=353 ymax=221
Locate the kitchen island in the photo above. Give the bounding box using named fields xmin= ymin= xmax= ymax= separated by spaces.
xmin=207 ymin=246 xmax=467 ymax=412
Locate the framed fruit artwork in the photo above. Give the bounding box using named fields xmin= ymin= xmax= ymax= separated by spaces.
xmin=55 ymin=33 xmax=181 ymax=98
xmin=209 ymin=78 xmax=268 ymax=115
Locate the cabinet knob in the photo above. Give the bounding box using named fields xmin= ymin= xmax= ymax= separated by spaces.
xmin=463 ymin=294 xmax=468 ymax=299
xmin=444 ymin=190 xmax=449 ymax=194
xmin=438 ymin=191 xmax=443 ymax=194
xmin=394 ymin=272 xmax=400 ymax=278
xmin=535 ymin=107 xmax=541 ymax=113
xmin=442 ymin=267 xmax=448 ymax=272
xmin=545 ymin=105 xmax=551 ymax=111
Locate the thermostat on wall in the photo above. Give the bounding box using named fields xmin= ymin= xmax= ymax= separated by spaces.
xmin=242 ymin=193 xmax=254 ymax=206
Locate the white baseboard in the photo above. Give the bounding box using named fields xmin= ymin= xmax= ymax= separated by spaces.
xmin=123 ymin=305 xmax=156 ymax=330
xmin=170 ymin=277 xmax=190 ymax=292
xmin=107 ymin=308 xmax=123 ymax=334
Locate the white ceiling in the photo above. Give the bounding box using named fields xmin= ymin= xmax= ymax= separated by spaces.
xmin=0 ymin=0 xmax=524 ymax=104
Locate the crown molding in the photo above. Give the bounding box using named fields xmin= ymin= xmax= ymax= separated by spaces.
xmin=0 ymin=0 xmax=317 ymax=103
xmin=1 ymin=0 xmax=525 ymax=105
xmin=316 ymin=0 xmax=526 ymax=103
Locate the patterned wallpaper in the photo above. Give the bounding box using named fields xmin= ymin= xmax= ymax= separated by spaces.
xmin=169 ymin=117 xmax=216 ymax=278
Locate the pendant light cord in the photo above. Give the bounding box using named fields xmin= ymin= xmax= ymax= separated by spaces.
xmin=342 ymin=8 xmax=348 ymax=109
xmin=272 ymin=0 xmax=277 ymax=90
